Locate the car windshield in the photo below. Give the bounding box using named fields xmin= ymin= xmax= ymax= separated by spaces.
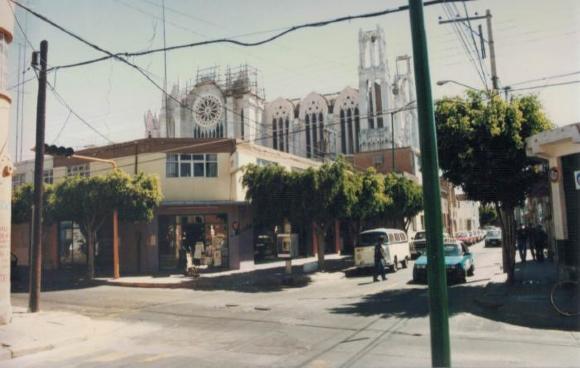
xmin=415 ymin=232 xmax=426 ymax=239
xmin=444 ymin=244 xmax=462 ymax=256
xmin=487 ymin=230 xmax=501 ymax=237
xmin=359 ymin=232 xmax=386 ymax=246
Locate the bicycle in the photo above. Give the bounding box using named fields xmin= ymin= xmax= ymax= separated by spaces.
xmin=550 ymin=280 xmax=580 ymax=317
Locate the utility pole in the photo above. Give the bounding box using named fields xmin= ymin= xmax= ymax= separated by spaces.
xmin=390 ymin=111 xmax=396 ymax=173
xmin=29 ymin=40 xmax=48 ymax=313
xmin=438 ymin=9 xmax=500 ymax=91
xmin=486 ymin=9 xmax=499 ymax=91
xmin=409 ymin=1 xmax=451 ymax=367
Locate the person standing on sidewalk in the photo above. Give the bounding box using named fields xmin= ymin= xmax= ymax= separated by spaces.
xmin=373 ymin=237 xmax=387 ymax=282
xmin=527 ymin=225 xmax=536 ymax=261
xmin=517 ymin=225 xmax=528 ymax=263
xmin=535 ymin=225 xmax=547 ymax=263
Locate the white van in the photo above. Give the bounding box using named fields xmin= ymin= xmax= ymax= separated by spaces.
xmin=354 ymin=228 xmax=411 ymax=271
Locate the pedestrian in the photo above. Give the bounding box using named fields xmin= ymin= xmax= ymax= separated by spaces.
xmin=373 ymin=236 xmax=387 ymax=282
xmin=517 ymin=225 xmax=527 ymax=263
xmin=535 ymin=225 xmax=547 ymax=263
xmin=526 ymin=225 xmax=536 ymax=261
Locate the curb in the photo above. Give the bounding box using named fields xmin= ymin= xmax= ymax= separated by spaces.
xmin=0 ymin=336 xmax=88 ymax=361
xmin=92 ymin=279 xmax=196 ymax=289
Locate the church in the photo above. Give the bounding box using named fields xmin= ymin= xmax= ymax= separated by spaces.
xmin=144 ymin=26 xmax=420 ymax=161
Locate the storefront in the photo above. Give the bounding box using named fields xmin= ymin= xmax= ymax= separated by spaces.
xmin=158 ymin=213 xmax=229 ymax=270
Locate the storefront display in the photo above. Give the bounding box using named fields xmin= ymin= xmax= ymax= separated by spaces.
xmin=159 ymin=213 xmax=229 ymax=270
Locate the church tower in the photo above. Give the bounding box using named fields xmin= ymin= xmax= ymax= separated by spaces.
xmin=358 ymin=26 xmax=391 ymax=134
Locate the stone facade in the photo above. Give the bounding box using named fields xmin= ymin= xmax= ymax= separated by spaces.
xmin=145 ymin=26 xmax=419 ymax=161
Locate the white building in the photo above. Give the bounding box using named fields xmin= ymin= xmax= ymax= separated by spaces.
xmin=145 ymin=26 xmax=419 ymax=161
xmin=0 ymin=0 xmax=14 ymax=325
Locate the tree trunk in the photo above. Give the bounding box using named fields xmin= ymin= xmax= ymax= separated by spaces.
xmin=315 ymin=223 xmax=326 ymax=271
xmin=86 ymin=230 xmax=95 ymax=280
xmin=496 ymin=203 xmax=516 ymax=284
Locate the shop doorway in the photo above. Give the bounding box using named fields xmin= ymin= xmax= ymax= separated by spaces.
xmin=158 ymin=214 xmax=229 ymax=271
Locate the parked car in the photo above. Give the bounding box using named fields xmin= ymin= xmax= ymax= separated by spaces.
xmin=485 ymin=229 xmax=502 ymax=247
xmin=412 ymin=241 xmax=474 ymax=283
xmin=354 ymin=228 xmax=410 ymax=271
xmin=455 ymin=231 xmax=472 ymax=246
xmin=410 ymin=231 xmax=426 ymax=258
xmin=411 ymin=231 xmax=451 ymax=257
xmin=10 ymin=252 xmax=18 ymax=284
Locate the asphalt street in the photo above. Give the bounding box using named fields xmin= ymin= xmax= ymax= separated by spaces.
xmin=6 ymin=241 xmax=580 ymax=367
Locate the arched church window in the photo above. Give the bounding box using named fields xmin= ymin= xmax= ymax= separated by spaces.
xmin=305 ymin=114 xmax=311 ymax=158
xmin=272 ymin=118 xmax=278 ymax=150
xmin=285 ymin=117 xmax=290 ymax=153
xmin=354 ymin=108 xmax=360 ymax=153
xmin=340 ymin=110 xmax=346 ymax=154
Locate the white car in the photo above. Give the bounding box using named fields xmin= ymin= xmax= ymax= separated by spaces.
xmin=354 ymin=228 xmax=411 ymax=271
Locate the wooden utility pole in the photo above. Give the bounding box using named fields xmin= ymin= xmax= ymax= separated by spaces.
xmin=439 ymin=9 xmax=500 ymax=91
xmin=29 ymin=40 xmax=48 ymax=313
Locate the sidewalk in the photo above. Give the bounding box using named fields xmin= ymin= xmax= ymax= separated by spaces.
xmin=475 ymin=260 xmax=579 ymax=331
xmin=95 ymin=254 xmax=350 ymax=290
xmin=0 ymin=307 xmax=98 ymax=361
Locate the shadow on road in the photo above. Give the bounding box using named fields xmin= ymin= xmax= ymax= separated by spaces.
xmin=329 ymin=280 xmax=580 ymax=332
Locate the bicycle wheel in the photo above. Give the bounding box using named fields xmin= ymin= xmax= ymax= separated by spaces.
xmin=550 ymin=280 xmax=580 ymax=317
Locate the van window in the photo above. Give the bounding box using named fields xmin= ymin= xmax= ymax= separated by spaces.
xmin=358 ymin=232 xmax=387 ymax=247
xmin=401 ymin=233 xmax=407 ymax=241
xmin=394 ymin=233 xmax=401 ymax=242
xmin=388 ymin=234 xmax=395 ymax=242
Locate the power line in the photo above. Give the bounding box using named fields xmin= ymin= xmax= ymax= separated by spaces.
xmin=510 ymin=79 xmax=580 ymax=92
xmin=46 ymin=81 xmax=115 ymax=144
xmin=440 ymin=4 xmax=488 ymax=89
xmin=9 ymin=0 xmax=470 ymax=73
xmin=508 ymin=70 xmax=580 ymax=87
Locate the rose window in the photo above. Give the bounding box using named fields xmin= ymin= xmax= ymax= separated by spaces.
xmin=193 ymin=95 xmax=223 ymax=128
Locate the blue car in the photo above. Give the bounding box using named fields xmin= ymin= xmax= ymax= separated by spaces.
xmin=412 ymin=241 xmax=474 ymax=283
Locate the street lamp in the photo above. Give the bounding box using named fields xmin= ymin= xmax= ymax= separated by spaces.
xmin=436 ymin=80 xmax=480 ymax=90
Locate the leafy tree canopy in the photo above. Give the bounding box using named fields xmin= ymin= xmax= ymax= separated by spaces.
xmin=383 ymin=173 xmax=423 ymax=230
xmin=435 ymin=91 xmax=553 ymax=208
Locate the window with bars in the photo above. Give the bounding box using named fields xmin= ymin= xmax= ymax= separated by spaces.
xmin=12 ymin=173 xmax=25 ymax=188
xmin=66 ymin=164 xmax=90 ymax=177
xmin=43 ymin=169 xmax=54 ymax=184
xmin=166 ymin=153 xmax=218 ymax=178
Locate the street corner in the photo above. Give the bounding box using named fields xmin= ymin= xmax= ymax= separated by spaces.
xmin=0 ymin=309 xmax=94 ymax=361
xmin=473 ymin=272 xmax=509 ymax=310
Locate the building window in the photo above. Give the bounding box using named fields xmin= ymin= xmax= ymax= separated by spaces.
xmin=12 ymin=173 xmax=25 ymax=188
xmin=166 ymin=153 xmax=218 ymax=178
xmin=67 ymin=164 xmax=90 ymax=177
xmin=373 ymin=155 xmax=384 ymax=169
xmin=257 ymin=159 xmax=276 ymax=167
xmin=43 ymin=169 xmax=53 ymax=184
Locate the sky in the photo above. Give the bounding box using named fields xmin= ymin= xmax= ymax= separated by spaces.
xmin=6 ymin=0 xmax=580 ymax=161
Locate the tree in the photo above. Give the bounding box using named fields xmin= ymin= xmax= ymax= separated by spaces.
xmin=349 ymin=168 xmax=390 ymax=242
xmin=12 ymin=183 xmax=55 ymax=224
xmin=52 ymin=170 xmax=162 ymax=279
xmin=435 ymin=91 xmax=553 ymax=283
xmin=302 ymin=158 xmax=359 ymax=270
xmin=382 ymin=173 xmax=423 ymax=231
xmin=242 ymin=163 xmax=292 ymax=234
xmin=479 ymin=204 xmax=498 ymax=227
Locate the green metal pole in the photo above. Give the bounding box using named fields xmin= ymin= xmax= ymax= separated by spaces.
xmin=408 ymin=1 xmax=451 ymax=367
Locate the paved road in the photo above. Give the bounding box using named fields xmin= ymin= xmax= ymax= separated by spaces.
xmin=7 ymin=241 xmax=580 ymax=367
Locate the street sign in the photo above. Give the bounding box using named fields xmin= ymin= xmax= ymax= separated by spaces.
xmin=575 ymin=170 xmax=580 ymax=190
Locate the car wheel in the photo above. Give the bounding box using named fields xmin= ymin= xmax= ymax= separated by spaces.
xmin=467 ymin=265 xmax=475 ymax=277
xmin=461 ymin=270 xmax=467 ymax=283
xmin=391 ymin=257 xmax=399 ymax=272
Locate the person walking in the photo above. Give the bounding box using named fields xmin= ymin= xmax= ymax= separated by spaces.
xmin=517 ymin=225 xmax=528 ymax=263
xmin=373 ymin=237 xmax=387 ymax=282
xmin=535 ymin=225 xmax=547 ymax=263
xmin=527 ymin=225 xmax=536 ymax=261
